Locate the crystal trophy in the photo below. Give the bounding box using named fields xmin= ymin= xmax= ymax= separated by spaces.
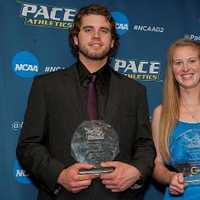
xmin=172 ymin=128 xmax=200 ymax=186
xmin=175 ymin=162 xmax=200 ymax=185
xmin=71 ymin=120 xmax=119 ymax=174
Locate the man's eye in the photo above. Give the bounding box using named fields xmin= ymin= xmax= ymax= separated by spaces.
xmin=84 ymin=28 xmax=92 ymax=32
xmin=101 ymin=29 xmax=110 ymax=34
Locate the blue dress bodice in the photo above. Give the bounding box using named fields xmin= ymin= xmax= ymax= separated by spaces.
xmin=164 ymin=121 xmax=200 ymax=200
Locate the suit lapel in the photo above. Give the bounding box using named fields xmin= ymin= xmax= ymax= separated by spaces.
xmin=62 ymin=66 xmax=87 ymax=124
xmin=61 ymin=65 xmax=122 ymax=125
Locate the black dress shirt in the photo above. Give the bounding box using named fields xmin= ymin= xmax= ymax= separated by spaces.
xmin=76 ymin=61 xmax=111 ymax=120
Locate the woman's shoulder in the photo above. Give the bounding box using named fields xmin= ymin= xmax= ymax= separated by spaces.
xmin=153 ymin=104 xmax=162 ymax=119
xmin=152 ymin=105 xmax=162 ymax=135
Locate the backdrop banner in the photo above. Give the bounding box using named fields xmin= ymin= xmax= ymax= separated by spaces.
xmin=1 ymin=0 xmax=200 ymax=199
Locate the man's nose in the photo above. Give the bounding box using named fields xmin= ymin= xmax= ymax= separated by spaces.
xmin=92 ymin=30 xmax=100 ymax=38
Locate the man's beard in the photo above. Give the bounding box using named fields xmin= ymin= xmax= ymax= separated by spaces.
xmin=78 ymin=45 xmax=112 ymax=60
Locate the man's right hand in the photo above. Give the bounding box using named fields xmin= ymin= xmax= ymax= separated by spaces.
xmin=57 ymin=163 xmax=98 ymax=193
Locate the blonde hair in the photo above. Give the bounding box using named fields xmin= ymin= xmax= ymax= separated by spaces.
xmin=159 ymin=38 xmax=200 ymax=161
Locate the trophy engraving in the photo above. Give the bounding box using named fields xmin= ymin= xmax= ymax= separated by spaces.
xmin=171 ymin=128 xmax=200 ymax=186
xmin=71 ymin=120 xmax=119 ymax=174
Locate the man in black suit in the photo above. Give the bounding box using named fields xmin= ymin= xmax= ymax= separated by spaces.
xmin=16 ymin=4 xmax=155 ymax=200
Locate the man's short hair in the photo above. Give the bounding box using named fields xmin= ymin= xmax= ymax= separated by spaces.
xmin=69 ymin=4 xmax=119 ymax=57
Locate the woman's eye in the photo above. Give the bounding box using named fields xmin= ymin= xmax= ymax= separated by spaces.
xmin=174 ymin=61 xmax=182 ymax=65
xmin=189 ymin=59 xmax=196 ymax=63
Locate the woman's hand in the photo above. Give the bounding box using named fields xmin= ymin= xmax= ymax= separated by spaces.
xmin=169 ymin=173 xmax=185 ymax=195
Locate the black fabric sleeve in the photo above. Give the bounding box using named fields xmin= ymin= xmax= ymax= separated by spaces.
xmin=130 ymin=86 xmax=156 ymax=184
xmin=16 ymin=77 xmax=65 ymax=193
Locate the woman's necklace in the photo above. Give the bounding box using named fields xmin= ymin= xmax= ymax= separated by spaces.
xmin=182 ymin=103 xmax=200 ymax=123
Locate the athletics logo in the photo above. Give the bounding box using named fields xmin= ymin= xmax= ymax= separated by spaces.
xmin=112 ymin=58 xmax=161 ymax=81
xmin=19 ymin=2 xmax=76 ymax=29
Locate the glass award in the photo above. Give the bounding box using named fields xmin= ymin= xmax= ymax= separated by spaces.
xmin=71 ymin=120 xmax=119 ymax=175
xmin=171 ymin=128 xmax=200 ymax=186
xmin=175 ymin=162 xmax=200 ymax=185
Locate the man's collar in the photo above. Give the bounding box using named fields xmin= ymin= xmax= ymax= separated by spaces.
xmin=76 ymin=60 xmax=111 ymax=87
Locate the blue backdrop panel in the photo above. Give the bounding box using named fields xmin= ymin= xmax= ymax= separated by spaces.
xmin=1 ymin=0 xmax=200 ymax=199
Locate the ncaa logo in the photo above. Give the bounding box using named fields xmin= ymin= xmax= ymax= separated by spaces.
xmin=12 ymin=51 xmax=39 ymax=78
xmin=14 ymin=160 xmax=32 ymax=184
xmin=111 ymin=11 xmax=129 ymax=36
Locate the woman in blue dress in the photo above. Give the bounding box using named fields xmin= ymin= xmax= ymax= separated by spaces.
xmin=152 ymin=38 xmax=200 ymax=199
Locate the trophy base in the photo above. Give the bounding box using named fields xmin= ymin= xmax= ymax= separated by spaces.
xmin=175 ymin=163 xmax=200 ymax=186
xmin=185 ymin=180 xmax=200 ymax=186
xmin=184 ymin=176 xmax=200 ymax=186
xmin=79 ymin=167 xmax=114 ymax=175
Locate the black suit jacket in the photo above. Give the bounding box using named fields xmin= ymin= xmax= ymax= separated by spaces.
xmin=16 ymin=64 xmax=155 ymax=200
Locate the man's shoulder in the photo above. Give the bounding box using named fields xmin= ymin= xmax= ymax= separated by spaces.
xmin=110 ymin=68 xmax=145 ymax=90
xmin=34 ymin=64 xmax=76 ymax=82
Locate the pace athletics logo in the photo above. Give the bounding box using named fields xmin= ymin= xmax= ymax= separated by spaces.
xmin=14 ymin=160 xmax=32 ymax=184
xmin=112 ymin=57 xmax=161 ymax=81
xmin=12 ymin=51 xmax=39 ymax=78
xmin=111 ymin=11 xmax=129 ymax=36
xmin=19 ymin=2 xmax=76 ymax=29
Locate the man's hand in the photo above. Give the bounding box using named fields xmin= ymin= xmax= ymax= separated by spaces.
xmin=100 ymin=161 xmax=141 ymax=192
xmin=57 ymin=163 xmax=98 ymax=193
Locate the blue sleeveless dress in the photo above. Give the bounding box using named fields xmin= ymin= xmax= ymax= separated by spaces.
xmin=164 ymin=121 xmax=200 ymax=200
